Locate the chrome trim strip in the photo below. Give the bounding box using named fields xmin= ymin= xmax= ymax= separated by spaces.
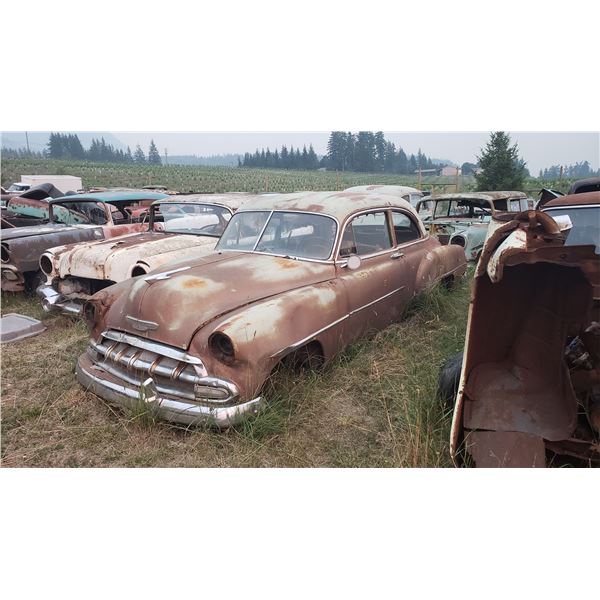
xmin=270 ymin=286 xmax=406 ymax=358
xmin=100 ymin=330 xmax=204 ymax=366
xmin=543 ymin=204 xmax=600 ymax=211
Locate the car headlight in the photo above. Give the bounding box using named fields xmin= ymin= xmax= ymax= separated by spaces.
xmin=40 ymin=253 xmax=54 ymax=275
xmin=450 ymin=235 xmax=466 ymax=247
xmin=209 ymin=332 xmax=235 ymax=363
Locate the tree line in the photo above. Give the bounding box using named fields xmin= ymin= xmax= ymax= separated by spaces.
xmin=240 ymin=145 xmax=320 ymax=170
xmin=538 ymin=161 xmax=598 ymax=180
xmin=40 ymin=133 xmax=163 ymax=165
xmin=240 ymin=132 xmax=440 ymax=173
xmin=325 ymin=131 xmax=439 ymax=174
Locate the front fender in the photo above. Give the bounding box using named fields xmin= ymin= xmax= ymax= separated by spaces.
xmin=188 ymin=279 xmax=345 ymax=401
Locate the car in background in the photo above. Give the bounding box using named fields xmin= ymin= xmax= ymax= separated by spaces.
xmin=76 ymin=189 xmax=467 ymax=428
xmin=1 ymin=191 xmax=167 ymax=292
xmin=1 ymin=183 xmax=66 ymax=227
xmin=422 ymin=191 xmax=533 ymax=261
xmin=445 ymin=193 xmax=599 ymax=467
xmin=38 ymin=194 xmax=263 ymax=315
xmin=568 ymin=177 xmax=600 ymax=195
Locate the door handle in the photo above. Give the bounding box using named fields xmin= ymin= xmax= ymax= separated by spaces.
xmin=390 ymin=251 xmax=404 ymax=260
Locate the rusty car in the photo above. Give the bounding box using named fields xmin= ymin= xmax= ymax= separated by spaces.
xmin=447 ymin=191 xmax=600 ymax=467
xmin=422 ymin=191 xmax=534 ymax=261
xmin=1 ymin=183 xmax=67 ymax=228
xmin=37 ymin=194 xmax=263 ymax=315
xmin=1 ymin=191 xmax=167 ymax=292
xmin=76 ymin=189 xmax=467 ymax=428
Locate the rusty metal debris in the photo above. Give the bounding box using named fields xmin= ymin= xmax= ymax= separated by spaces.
xmin=450 ymin=191 xmax=600 ymax=467
xmin=76 ymin=190 xmax=467 ymax=427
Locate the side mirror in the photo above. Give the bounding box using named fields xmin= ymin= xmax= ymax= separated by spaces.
xmin=346 ymin=254 xmax=362 ymax=270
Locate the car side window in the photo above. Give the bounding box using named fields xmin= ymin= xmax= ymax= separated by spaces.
xmin=509 ymin=199 xmax=521 ymax=212
xmin=391 ymin=211 xmax=421 ymax=245
xmin=339 ymin=211 xmax=392 ymax=257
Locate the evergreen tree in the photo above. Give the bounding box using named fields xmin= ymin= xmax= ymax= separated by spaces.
xmin=281 ymin=145 xmax=289 ymax=169
xmin=307 ymin=144 xmax=318 ymax=169
xmin=148 ymin=139 xmax=162 ymax=165
xmin=475 ymin=132 xmax=526 ymax=191
xmin=397 ymin=148 xmax=408 ymax=174
xmin=133 ymin=144 xmax=146 ymax=164
xmin=374 ymin=131 xmax=386 ymax=172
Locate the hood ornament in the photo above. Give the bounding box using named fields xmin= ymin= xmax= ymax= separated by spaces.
xmin=143 ymin=265 xmax=190 ymax=283
xmin=126 ymin=316 xmax=159 ymax=332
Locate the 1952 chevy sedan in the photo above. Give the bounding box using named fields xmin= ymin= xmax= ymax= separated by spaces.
xmin=37 ymin=194 xmax=262 ymax=315
xmin=76 ymin=190 xmax=467 ymax=427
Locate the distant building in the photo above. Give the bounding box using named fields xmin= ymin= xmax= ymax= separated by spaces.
xmin=440 ymin=166 xmax=461 ymax=177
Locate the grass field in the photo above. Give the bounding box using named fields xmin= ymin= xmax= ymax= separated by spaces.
xmin=2 ymin=157 xmax=473 ymax=194
xmin=0 ymin=275 xmax=472 ymax=468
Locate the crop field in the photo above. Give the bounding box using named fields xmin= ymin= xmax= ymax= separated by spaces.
xmin=0 ymin=276 xmax=471 ymax=468
xmin=2 ymin=157 xmax=472 ymax=194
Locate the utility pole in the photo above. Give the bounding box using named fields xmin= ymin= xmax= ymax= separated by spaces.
xmin=164 ymin=148 xmax=168 ymax=166
xmin=25 ymin=131 xmax=30 ymax=153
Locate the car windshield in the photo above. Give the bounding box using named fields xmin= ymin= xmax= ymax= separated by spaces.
xmin=544 ymin=206 xmax=600 ymax=253
xmin=217 ymin=210 xmax=337 ymax=260
xmin=434 ymin=200 xmax=492 ymax=220
xmin=50 ymin=201 xmax=108 ymax=225
xmin=152 ymin=202 xmax=232 ymax=236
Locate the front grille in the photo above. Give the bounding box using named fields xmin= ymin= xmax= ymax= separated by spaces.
xmin=88 ymin=330 xmax=237 ymax=404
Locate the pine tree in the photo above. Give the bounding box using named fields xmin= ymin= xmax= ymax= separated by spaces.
xmin=134 ymin=145 xmax=146 ymax=164
xmin=148 ymin=139 xmax=162 ymax=165
xmin=374 ymin=131 xmax=386 ymax=172
xmin=475 ymin=132 xmax=526 ymax=191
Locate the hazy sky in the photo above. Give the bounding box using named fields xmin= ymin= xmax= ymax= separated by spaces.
xmin=112 ymin=131 xmax=599 ymax=173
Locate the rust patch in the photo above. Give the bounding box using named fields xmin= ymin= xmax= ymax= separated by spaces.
xmin=182 ymin=277 xmax=208 ymax=289
xmin=274 ymin=257 xmax=300 ymax=269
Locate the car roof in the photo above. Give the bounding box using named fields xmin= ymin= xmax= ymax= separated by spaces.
xmin=542 ymin=191 xmax=600 ymax=209
xmin=344 ymin=185 xmax=422 ymax=195
xmin=152 ymin=193 xmax=268 ymax=210
xmin=429 ymin=191 xmax=527 ymax=202
xmin=234 ymin=190 xmax=416 ymax=221
xmin=54 ymin=191 xmax=169 ymax=203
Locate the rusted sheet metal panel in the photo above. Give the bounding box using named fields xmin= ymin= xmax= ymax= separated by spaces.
xmin=451 ymin=201 xmax=600 ymax=466
xmin=465 ymin=432 xmax=546 ymax=467
xmin=78 ymin=190 xmax=467 ymax=426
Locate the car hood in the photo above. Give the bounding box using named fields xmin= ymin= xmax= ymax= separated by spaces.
xmin=104 ymin=252 xmax=336 ymax=349
xmin=53 ymin=231 xmax=218 ymax=281
xmin=1 ymin=223 xmax=82 ymax=241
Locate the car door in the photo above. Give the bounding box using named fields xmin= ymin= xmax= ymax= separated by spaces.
xmin=336 ymin=209 xmax=408 ymax=341
xmin=388 ymin=209 xmax=427 ymax=303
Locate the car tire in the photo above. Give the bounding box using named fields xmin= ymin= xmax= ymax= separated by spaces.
xmin=437 ymin=351 xmax=464 ymax=408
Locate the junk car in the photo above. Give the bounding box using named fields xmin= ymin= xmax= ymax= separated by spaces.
xmin=38 ymin=194 xmax=262 ymax=315
xmin=448 ymin=192 xmax=600 ymax=467
xmin=422 ymin=191 xmax=533 ymax=261
xmin=1 ymin=191 xmax=167 ymax=292
xmin=568 ymin=177 xmax=600 ymax=195
xmin=76 ymin=190 xmax=467 ymax=428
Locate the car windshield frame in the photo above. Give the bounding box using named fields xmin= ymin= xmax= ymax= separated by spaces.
xmin=216 ymin=209 xmax=339 ymax=261
xmin=149 ymin=201 xmax=233 ymax=237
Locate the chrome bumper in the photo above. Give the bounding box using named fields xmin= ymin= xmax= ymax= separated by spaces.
xmin=37 ymin=283 xmax=83 ymax=315
xmin=76 ymin=353 xmax=262 ymax=428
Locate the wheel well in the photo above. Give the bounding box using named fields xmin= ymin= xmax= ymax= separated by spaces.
xmin=280 ymin=340 xmax=325 ymax=372
xmin=131 ymin=265 xmax=147 ymax=277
